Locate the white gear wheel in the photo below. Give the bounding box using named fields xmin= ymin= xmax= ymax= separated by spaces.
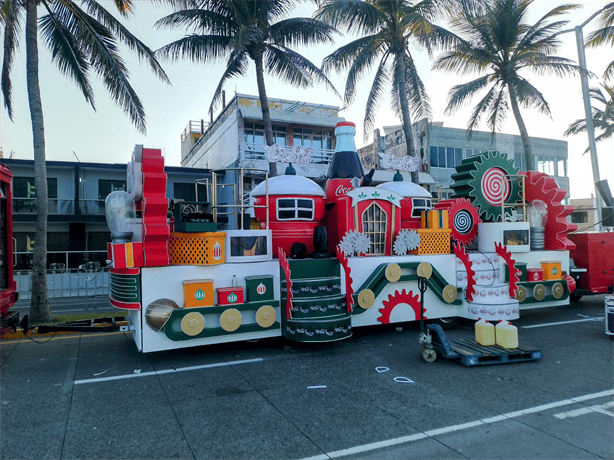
xmin=397 ymin=229 xmax=421 ymax=251
xmin=354 ymin=233 xmax=371 ymax=255
xmin=393 ymin=236 xmax=408 ymax=255
xmin=339 ymin=231 xmax=357 ymax=256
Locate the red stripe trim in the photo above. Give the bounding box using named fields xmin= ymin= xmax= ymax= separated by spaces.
xmin=110 ymin=299 xmax=141 ymax=310
xmin=110 ymin=267 xmax=140 ymax=275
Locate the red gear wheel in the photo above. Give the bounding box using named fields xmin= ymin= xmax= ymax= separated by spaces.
xmin=378 ymin=289 xmax=423 ymax=324
xmin=435 ymin=198 xmax=481 ymax=245
xmin=519 ymin=171 xmax=577 ymax=250
xmin=495 ymin=242 xmax=519 ymax=298
xmin=453 ymin=242 xmax=477 ymax=302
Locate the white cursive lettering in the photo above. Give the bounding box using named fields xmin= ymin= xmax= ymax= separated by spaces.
xmin=335 ymin=185 xmax=354 ymax=197
xmin=378 ymin=152 xmax=421 ymax=172
xmin=266 ymin=144 xmax=313 ymax=164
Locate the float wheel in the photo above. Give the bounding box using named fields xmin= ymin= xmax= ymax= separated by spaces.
xmin=422 ymin=348 xmax=437 ymax=363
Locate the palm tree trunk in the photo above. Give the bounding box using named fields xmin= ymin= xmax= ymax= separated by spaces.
xmin=254 ymin=53 xmax=277 ymax=177
xmin=508 ymin=84 xmax=535 ymax=171
xmin=26 ymin=0 xmax=51 ymax=323
xmin=396 ymin=59 xmax=419 ymax=184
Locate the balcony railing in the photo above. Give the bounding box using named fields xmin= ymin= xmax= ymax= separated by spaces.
xmin=14 ymin=249 xmax=109 ymax=271
xmin=13 ymin=198 xmax=75 ymax=215
xmin=239 ymin=142 xmax=334 ymax=165
xmin=78 ymin=199 xmax=106 ymax=215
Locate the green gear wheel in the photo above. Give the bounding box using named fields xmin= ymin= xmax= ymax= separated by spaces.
xmin=451 ymin=151 xmax=521 ymax=222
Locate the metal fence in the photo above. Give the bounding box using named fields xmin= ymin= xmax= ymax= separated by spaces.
xmin=15 ymin=267 xmax=110 ymax=301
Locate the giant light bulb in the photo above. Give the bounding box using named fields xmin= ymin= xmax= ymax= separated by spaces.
xmin=105 ymin=191 xmax=136 ymax=243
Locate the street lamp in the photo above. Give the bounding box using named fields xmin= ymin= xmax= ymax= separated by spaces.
xmin=554 ymin=5 xmax=609 ymax=230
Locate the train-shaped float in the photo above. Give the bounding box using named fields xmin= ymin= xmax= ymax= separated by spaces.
xmin=106 ymin=121 xmax=580 ymax=353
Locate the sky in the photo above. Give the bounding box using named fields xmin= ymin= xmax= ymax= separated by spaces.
xmin=0 ymin=0 xmax=612 ymax=200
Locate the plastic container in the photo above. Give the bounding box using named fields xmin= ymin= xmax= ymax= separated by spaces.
xmin=475 ymin=318 xmax=495 ymax=346
xmin=495 ymin=321 xmax=519 ymax=349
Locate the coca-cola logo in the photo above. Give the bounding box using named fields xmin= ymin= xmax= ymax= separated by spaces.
xmin=379 ymin=152 xmax=420 ymax=172
xmin=335 ymin=185 xmax=354 ymax=197
xmin=266 ymin=144 xmax=313 ymax=164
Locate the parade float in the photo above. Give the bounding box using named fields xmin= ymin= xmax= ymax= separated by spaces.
xmin=102 ymin=121 xmax=584 ymax=355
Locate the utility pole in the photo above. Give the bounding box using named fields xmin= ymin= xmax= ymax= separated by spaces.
xmin=555 ymin=5 xmax=609 ymax=231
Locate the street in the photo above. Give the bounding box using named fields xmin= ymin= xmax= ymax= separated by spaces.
xmin=1 ymin=294 xmax=612 ymax=459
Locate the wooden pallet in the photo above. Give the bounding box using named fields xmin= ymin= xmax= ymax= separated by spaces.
xmin=425 ymin=324 xmax=543 ymax=366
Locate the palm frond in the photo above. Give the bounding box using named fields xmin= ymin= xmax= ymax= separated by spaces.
xmin=585 ymin=2 xmax=614 ymax=47
xmin=342 ymin=36 xmax=384 ymax=105
xmin=76 ymin=0 xmax=169 ymax=83
xmin=269 ymin=17 xmax=337 ymax=48
xmin=391 ymin=52 xmax=431 ymax=122
xmin=39 ymin=4 xmax=95 ymax=109
xmin=444 ymin=74 xmax=491 ymax=115
xmin=511 ymin=77 xmax=550 ymax=116
xmin=155 ymin=8 xmax=237 ymax=36
xmin=156 ymin=34 xmax=233 ymax=62
xmin=485 ymin=85 xmax=509 ymax=134
xmin=314 ymin=0 xmax=382 ymax=36
xmin=210 ymin=49 xmax=248 ymax=110
xmin=363 ymin=57 xmax=390 ymax=141
xmin=266 ymin=44 xmax=341 ymax=98
xmin=466 ymin=84 xmax=500 ymax=134
xmin=66 ymin=0 xmax=147 ymax=133
xmin=1 ymin=0 xmax=21 ymax=120
xmin=321 ymin=35 xmax=380 ymax=73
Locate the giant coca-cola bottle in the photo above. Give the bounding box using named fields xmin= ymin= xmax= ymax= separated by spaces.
xmin=324 ymin=122 xmax=365 ymax=205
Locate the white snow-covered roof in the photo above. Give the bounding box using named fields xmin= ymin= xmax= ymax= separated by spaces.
xmin=251 ymin=175 xmax=326 ymax=197
xmin=376 ymin=181 xmax=432 ymax=198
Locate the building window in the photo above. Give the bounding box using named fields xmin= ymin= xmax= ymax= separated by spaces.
xmin=292 ymin=128 xmax=333 ymax=150
xmin=13 ymin=177 xmax=58 ymax=213
xmin=361 ymin=202 xmax=387 ymax=255
xmin=173 ymin=182 xmax=207 ymax=202
xmin=98 ymin=179 xmax=126 ymax=200
xmin=571 ymin=211 xmax=588 ymax=224
xmin=244 ymin=122 xmax=286 ymax=146
xmin=411 ymin=198 xmax=432 ymax=218
xmin=277 ymin=198 xmax=314 ymax=220
xmin=429 ymin=146 xmax=465 ymax=169
xmin=14 ymin=177 xmax=57 ymax=199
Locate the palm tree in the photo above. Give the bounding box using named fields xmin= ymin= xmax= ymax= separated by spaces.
xmin=585 ymin=2 xmax=614 ymax=81
xmin=565 ymin=83 xmax=614 ymax=149
xmin=315 ymin=0 xmax=457 ymax=183
xmin=1 ymin=0 xmax=168 ymax=323
xmin=155 ymin=0 xmax=339 ymax=176
xmin=433 ymin=0 xmax=581 ymax=171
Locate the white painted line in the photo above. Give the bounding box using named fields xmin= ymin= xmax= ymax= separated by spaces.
xmin=522 ymin=318 xmax=601 ymax=329
xmin=572 ymin=390 xmax=614 ymax=402
xmin=74 ymin=358 xmax=263 ymax=385
xmin=299 ymin=389 xmax=614 ymax=460
xmin=307 ymin=386 xmax=327 ymax=389
xmin=554 ymin=402 xmax=614 ymax=419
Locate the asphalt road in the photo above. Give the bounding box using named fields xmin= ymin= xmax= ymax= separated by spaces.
xmin=1 ymin=295 xmax=612 ymax=459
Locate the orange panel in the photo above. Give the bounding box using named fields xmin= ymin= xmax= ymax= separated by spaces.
xmin=183 ymin=279 xmax=214 ymax=308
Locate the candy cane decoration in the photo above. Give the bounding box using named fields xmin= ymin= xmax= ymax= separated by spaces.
xmin=495 ymin=242 xmax=519 ymax=297
xmin=453 ymin=242 xmax=477 ymax=302
xmin=278 ymin=248 xmax=293 ymax=319
xmin=336 ymin=247 xmax=354 ymax=313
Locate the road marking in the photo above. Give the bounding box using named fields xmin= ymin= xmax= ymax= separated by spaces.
xmin=74 ymin=358 xmax=264 ymax=385
xmin=554 ymin=401 xmax=614 ymax=419
xmin=522 ymin=318 xmax=604 ymax=329
xmin=300 ymin=389 xmax=614 ymax=460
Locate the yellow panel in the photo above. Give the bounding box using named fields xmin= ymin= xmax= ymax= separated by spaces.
xmin=541 ymin=261 xmax=562 ymax=280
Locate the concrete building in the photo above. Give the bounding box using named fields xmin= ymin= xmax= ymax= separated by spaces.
xmin=358 ymin=121 xmax=570 ymax=200
xmin=2 ymin=158 xmax=210 ymax=271
xmin=181 ymin=93 xmax=346 ymax=188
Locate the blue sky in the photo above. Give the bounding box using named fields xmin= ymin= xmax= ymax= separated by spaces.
xmin=0 ymin=0 xmax=612 ymax=200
